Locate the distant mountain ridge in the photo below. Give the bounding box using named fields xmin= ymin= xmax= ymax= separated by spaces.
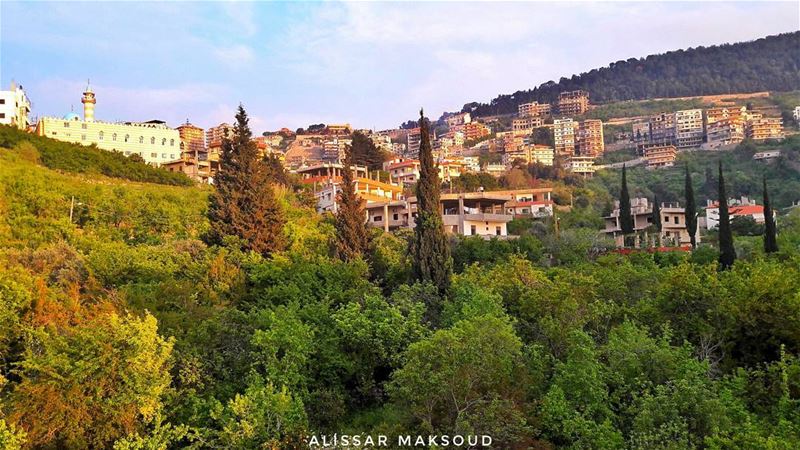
xmin=459 ymin=32 xmax=800 ymax=118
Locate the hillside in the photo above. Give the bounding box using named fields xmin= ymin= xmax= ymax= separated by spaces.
xmin=460 ymin=32 xmax=800 ymax=118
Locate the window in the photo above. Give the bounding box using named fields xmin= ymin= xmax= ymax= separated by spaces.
xmin=664 ymin=216 xmax=670 ymax=223
xmin=393 ymin=213 xmax=399 ymax=221
xmin=0 ymin=99 xmax=4 ymax=104
xmin=151 ymin=153 xmax=157 ymax=158
xmin=170 ymin=139 xmax=175 ymax=146
xmin=112 ymin=133 xmax=117 ymax=141
xmin=98 ymin=131 xmax=104 ymax=140
xmin=373 ymin=215 xmax=382 ymax=222
xmin=170 ymin=154 xmax=175 ymax=159
xmin=162 ymin=138 xmax=166 ymax=146
xmin=51 ymin=132 xmax=57 ymax=136
xmin=0 ymin=113 xmax=4 ymax=119
xmin=496 ymin=226 xmax=502 ymax=235
xmin=64 ymin=122 xmax=70 ymax=128
xmin=151 ymin=137 xmax=156 ymax=145
xmin=470 ymin=225 xmax=477 ymax=235
xmin=138 ymin=136 xmax=143 ymax=143
xmin=125 ymin=134 xmax=130 ymax=143
xmin=675 ymin=216 xmax=680 ymax=224
xmin=81 ymin=123 xmax=87 ymax=129
xmin=81 ymin=134 xmax=86 ymax=141
xmin=162 ymin=153 xmax=167 ymax=159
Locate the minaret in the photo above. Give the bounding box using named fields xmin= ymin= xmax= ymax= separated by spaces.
xmin=81 ymin=80 xmax=96 ymax=122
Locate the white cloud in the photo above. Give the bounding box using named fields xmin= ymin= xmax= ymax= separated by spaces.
xmin=212 ymin=45 xmax=256 ymax=66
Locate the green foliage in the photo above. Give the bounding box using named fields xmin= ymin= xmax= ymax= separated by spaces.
xmin=334 ymin=145 xmax=369 ymax=261
xmin=718 ymin=162 xmax=737 ymax=269
xmin=0 ymin=124 xmax=192 ymax=186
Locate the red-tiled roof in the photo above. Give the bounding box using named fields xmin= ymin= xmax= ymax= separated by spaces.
xmin=730 ymin=205 xmax=764 ymax=215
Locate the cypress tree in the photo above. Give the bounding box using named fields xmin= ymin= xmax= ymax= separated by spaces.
xmin=763 ymin=176 xmax=778 ymax=254
xmin=334 ymin=144 xmax=370 ymax=261
xmin=206 ymin=105 xmax=286 ymax=256
xmin=412 ymin=109 xmax=452 ymax=295
xmin=619 ymin=164 xmax=634 ymax=235
xmin=717 ymin=161 xmax=736 ymax=270
xmin=684 ymin=164 xmax=698 ymax=248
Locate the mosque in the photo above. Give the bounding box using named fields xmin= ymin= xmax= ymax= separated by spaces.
xmin=35 ymin=84 xmax=181 ymax=166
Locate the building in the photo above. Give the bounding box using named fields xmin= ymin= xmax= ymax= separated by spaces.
xmin=512 ymin=116 xmax=544 ymax=135
xmin=632 ymin=120 xmax=651 ymax=149
xmin=753 ymin=150 xmax=781 ymax=161
xmin=577 ymin=119 xmax=604 ymax=157
xmin=35 ymin=85 xmax=181 ymax=166
xmin=0 ymin=81 xmax=31 ymax=130
xmin=325 ymin=123 xmax=353 ymax=135
xmin=705 ymin=107 xmax=746 ymax=149
xmin=648 ymin=112 xmax=677 ymax=146
xmin=705 ymin=197 xmax=772 ymax=230
xmin=557 ymin=90 xmax=589 ymax=116
xmin=564 ymin=156 xmax=595 ymax=177
xmin=794 ymin=106 xmax=800 ymax=123
xmin=674 ymin=109 xmax=704 ymax=149
xmin=177 ymin=122 xmax=205 ymax=157
xmin=746 ymin=117 xmax=784 ymax=141
xmin=383 ymin=158 xmax=463 ymax=185
xmin=464 ymin=122 xmax=491 ymax=141
xmin=205 ymin=123 xmax=234 ymax=149
xmin=445 ymin=112 xmax=471 ymax=128
xmin=603 ymin=198 xmax=697 ymax=247
xmin=322 ymin=137 xmax=351 ymax=162
xmin=518 ymin=101 xmax=552 ymax=118
xmin=643 ymin=144 xmax=677 ymax=169
xmin=553 ymin=118 xmax=577 ymax=156
xmin=406 ymin=128 xmax=422 ymax=158
xmin=503 ymin=144 xmax=554 ymax=167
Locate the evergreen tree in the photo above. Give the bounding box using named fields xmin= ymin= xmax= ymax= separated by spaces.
xmin=412 ymin=109 xmax=453 ymax=296
xmin=717 ymin=161 xmax=736 ymax=270
xmin=619 ymin=164 xmax=634 ymax=235
xmin=652 ymin=195 xmax=662 ymax=232
xmin=334 ymin=144 xmax=370 ymax=261
xmin=685 ymin=164 xmax=698 ymax=249
xmin=206 ymin=105 xmax=286 ymax=256
xmin=350 ymin=131 xmax=389 ymax=171
xmin=763 ymin=176 xmax=779 ymax=254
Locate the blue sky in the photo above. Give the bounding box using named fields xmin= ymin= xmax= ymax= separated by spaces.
xmin=1 ymin=1 xmax=797 ymax=133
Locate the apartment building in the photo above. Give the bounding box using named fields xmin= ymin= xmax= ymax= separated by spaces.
xmin=512 ymin=116 xmax=544 ymax=135
xmin=406 ymin=128 xmax=422 ymax=158
xmin=557 ymin=90 xmax=590 ymax=116
xmin=0 ymin=81 xmax=31 ymax=130
xmin=564 ymin=156 xmax=596 ymax=177
xmin=603 ymin=198 xmax=697 ymax=247
xmin=503 ymin=144 xmax=555 ymax=167
xmin=553 ymin=118 xmax=577 ymax=156
xmin=705 ymin=197 xmax=772 ymax=230
xmin=577 ymin=119 xmax=604 ymax=157
xmin=648 ymin=112 xmax=677 ymax=146
xmin=705 ymin=107 xmax=746 ymax=148
xmin=632 ymin=120 xmax=651 ymax=149
xmin=322 ymin=137 xmax=351 ymax=162
xmin=746 ymin=117 xmax=784 ymax=141
xmin=794 ymin=106 xmax=800 ymax=123
xmin=325 ymin=123 xmax=353 ymax=135
xmin=205 ymin=123 xmax=234 ymax=148
xmin=383 ymin=158 xmax=463 ymax=185
xmin=464 ymin=121 xmax=491 ymax=141
xmin=643 ymin=144 xmax=677 ymax=169
xmin=674 ymin=109 xmax=704 ymax=149
xmin=518 ymin=101 xmax=552 ymax=118
xmin=445 ymin=112 xmax=471 ymax=128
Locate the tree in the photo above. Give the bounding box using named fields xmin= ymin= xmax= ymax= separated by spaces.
xmin=350 ymin=131 xmax=388 ymax=171
xmin=619 ymin=164 xmax=634 ymax=235
xmin=652 ymin=195 xmax=662 ymax=232
xmin=717 ymin=161 xmax=736 ymax=270
xmin=412 ymin=109 xmax=452 ymax=296
xmin=763 ymin=176 xmax=778 ymax=254
xmin=685 ymin=164 xmax=698 ymax=249
xmin=334 ymin=145 xmax=370 ymax=261
xmin=206 ymin=105 xmax=286 ymax=256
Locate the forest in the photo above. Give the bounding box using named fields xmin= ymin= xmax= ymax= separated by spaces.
xmin=459 ymin=32 xmax=800 ymax=118
xmin=0 ymin=119 xmax=799 ymax=449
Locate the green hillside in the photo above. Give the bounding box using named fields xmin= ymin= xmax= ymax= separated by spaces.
xmin=461 ymin=32 xmax=800 ymax=117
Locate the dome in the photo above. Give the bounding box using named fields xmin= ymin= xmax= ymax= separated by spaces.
xmin=63 ymin=112 xmax=81 ymax=121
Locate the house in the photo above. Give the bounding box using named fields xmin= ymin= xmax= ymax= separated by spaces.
xmin=705 ymin=197 xmax=772 ymax=230
xmin=643 ymin=144 xmax=677 ymax=169
xmin=604 ymin=197 xmax=698 ymax=247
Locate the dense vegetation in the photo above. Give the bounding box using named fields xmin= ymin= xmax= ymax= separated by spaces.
xmin=0 ymin=125 xmax=193 ymax=186
xmin=1 ymin=118 xmax=800 ymax=449
xmin=460 ymin=32 xmax=800 ymax=118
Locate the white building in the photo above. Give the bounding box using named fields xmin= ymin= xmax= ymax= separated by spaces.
xmin=705 ymin=197 xmax=769 ymax=230
xmin=674 ymin=109 xmax=704 ymax=149
xmin=553 ymin=118 xmax=577 ymax=156
xmin=0 ymin=81 xmax=31 ymax=130
xmin=793 ymin=106 xmax=800 ymax=123
xmin=35 ymin=84 xmax=182 ymax=166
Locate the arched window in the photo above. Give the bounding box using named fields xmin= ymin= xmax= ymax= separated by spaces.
xmin=170 ymin=139 xmax=175 ymax=146
xmin=98 ymin=131 xmax=104 ymax=140
xmin=112 ymin=133 xmax=117 ymax=141
xmin=151 ymin=137 xmax=156 ymax=145
xmin=125 ymin=134 xmax=130 ymax=143
xmin=139 ymin=136 xmax=144 ymax=144
xmin=162 ymin=138 xmax=166 ymax=146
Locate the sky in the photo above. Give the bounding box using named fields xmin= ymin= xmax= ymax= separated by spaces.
xmin=1 ymin=1 xmax=798 ymax=133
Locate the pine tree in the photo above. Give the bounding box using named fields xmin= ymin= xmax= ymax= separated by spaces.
xmin=350 ymin=131 xmax=388 ymax=171
xmin=206 ymin=105 xmax=286 ymax=256
xmin=717 ymin=161 xmax=736 ymax=270
xmin=619 ymin=164 xmax=634 ymax=236
xmin=763 ymin=176 xmax=779 ymax=254
xmin=334 ymin=144 xmax=370 ymax=261
xmin=684 ymin=164 xmax=698 ymax=249
xmin=652 ymin=195 xmax=662 ymax=232
xmin=412 ymin=109 xmax=452 ymax=296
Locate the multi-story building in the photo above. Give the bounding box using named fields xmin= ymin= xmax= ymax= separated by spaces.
xmin=0 ymin=81 xmax=31 ymax=130
xmin=512 ymin=116 xmax=544 ymax=135
xmin=325 ymin=123 xmax=353 ymax=135
xmin=794 ymin=106 xmax=800 ymax=123
xmin=503 ymin=144 xmax=554 ymax=168
xmin=557 ymin=90 xmax=590 ymax=116
xmin=383 ymin=158 xmax=463 ymax=185
xmin=322 ymin=137 xmax=351 ymax=162
xmin=35 ymin=85 xmax=181 ymax=166
xmin=577 ymin=119 xmax=604 ymax=157
xmin=553 ymin=118 xmax=577 ymax=156
xmin=648 ymin=112 xmax=677 ymax=146
xmin=674 ymin=109 xmax=704 ymax=149
xmin=753 ymin=150 xmax=781 ymax=161
xmin=564 ymin=156 xmax=595 ymax=177
xmin=445 ymin=112 xmax=471 ymax=128
xmin=705 ymin=106 xmax=746 ymax=148
xmin=746 ymin=117 xmax=784 ymax=141
xmin=406 ymin=128 xmax=421 ymax=158
xmin=632 ymin=120 xmax=651 ymax=149
xmin=518 ymin=101 xmax=552 ymax=118
xmin=205 ymin=123 xmax=234 ymax=148
xmin=177 ymin=122 xmax=205 ymax=157
xmin=464 ymin=121 xmax=491 ymax=141
xmin=643 ymin=144 xmax=677 ymax=169
xmin=603 ymin=198 xmax=698 ymax=247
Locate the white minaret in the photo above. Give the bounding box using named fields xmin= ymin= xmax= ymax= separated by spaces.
xmin=81 ymin=80 xmax=96 ymax=122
